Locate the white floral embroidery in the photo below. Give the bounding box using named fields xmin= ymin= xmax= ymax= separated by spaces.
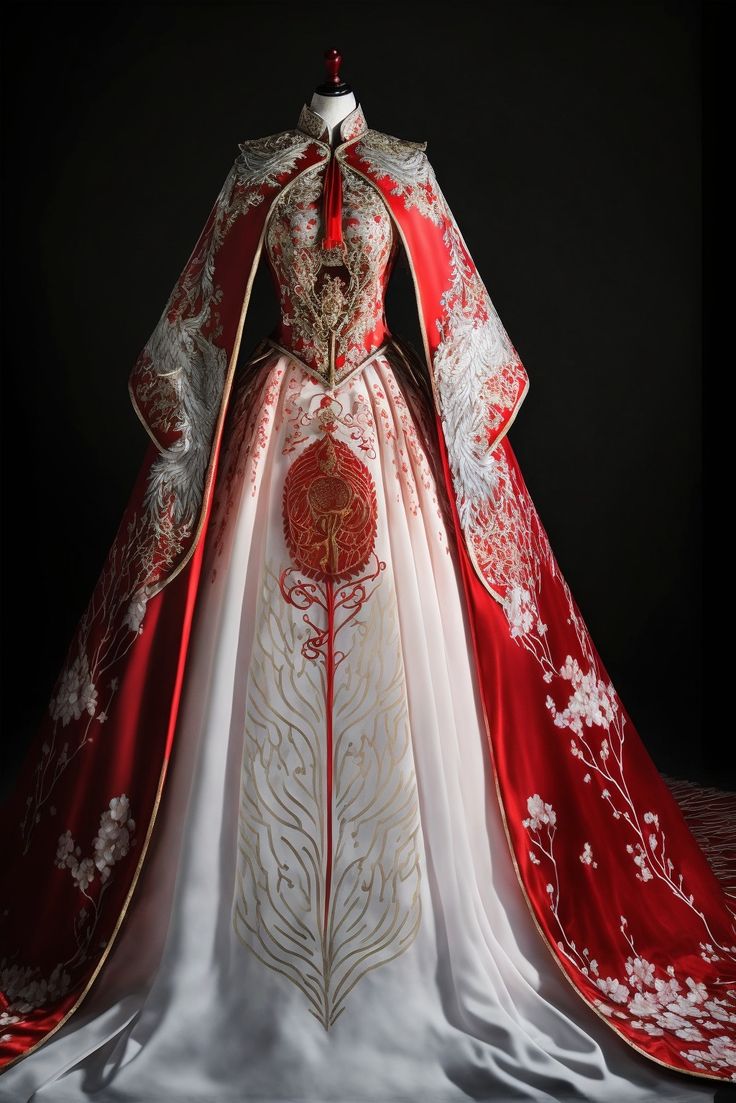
xmin=594 ymin=920 xmax=736 ymax=1070
xmin=49 ymin=650 xmax=98 ymax=728
xmin=580 ymin=842 xmax=597 ymax=868
xmin=92 ymin=796 xmax=135 ymax=882
xmin=626 ymin=843 xmax=655 ymax=883
xmin=55 ymin=795 xmax=135 ymax=893
xmin=123 ymin=587 xmax=150 ymax=634
xmin=25 ymin=513 xmax=177 ymax=851
xmin=505 ymin=586 xmax=535 ymax=639
xmin=522 ymin=793 xmax=557 ymax=832
xmin=522 ymin=798 xmax=736 ymax=1076
xmin=3 ymin=795 xmax=137 ymax=1036
xmin=71 ymin=857 xmax=95 ymax=892
xmin=681 ymin=1034 xmax=736 ymax=1078
xmin=546 ymin=656 xmax=617 ymax=735
xmin=0 ymin=962 xmax=71 ymax=1018
xmin=491 ymin=457 xmax=736 ymax=968
xmin=597 ymin=976 xmax=629 ymax=1004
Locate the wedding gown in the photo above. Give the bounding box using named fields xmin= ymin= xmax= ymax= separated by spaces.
xmin=1 ymin=102 xmax=733 ymax=1101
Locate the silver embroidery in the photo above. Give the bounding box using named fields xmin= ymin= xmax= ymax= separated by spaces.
xmin=433 ymin=197 xmax=525 ymax=529
xmin=136 ymin=134 xmax=314 ymax=535
xmin=353 ymin=130 xmax=442 ymax=226
xmin=296 ymin=102 xmax=369 ymax=144
xmin=235 ymin=131 xmax=313 ymax=189
xmin=297 ymin=103 xmax=327 ymax=140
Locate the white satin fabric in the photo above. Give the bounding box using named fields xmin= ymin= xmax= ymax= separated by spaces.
xmin=0 ymin=352 xmax=716 ymax=1102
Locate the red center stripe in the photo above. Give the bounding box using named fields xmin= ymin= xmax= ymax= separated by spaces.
xmin=322 ymin=155 xmax=343 ymax=249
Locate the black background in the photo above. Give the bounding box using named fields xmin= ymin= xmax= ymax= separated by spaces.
xmin=0 ymin=3 xmax=719 ymax=785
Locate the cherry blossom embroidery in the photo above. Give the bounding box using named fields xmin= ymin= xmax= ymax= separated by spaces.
xmin=521 ymin=795 xmax=736 ymax=1078
xmin=24 ymin=507 xmax=180 ymax=851
xmin=49 ymin=650 xmax=98 ymax=728
xmin=580 ymin=843 xmax=598 ymax=868
xmin=0 ymin=963 xmax=71 ymax=1036
xmin=55 ymin=795 xmax=136 ymax=891
xmin=2 ymin=795 xmax=137 ymax=1036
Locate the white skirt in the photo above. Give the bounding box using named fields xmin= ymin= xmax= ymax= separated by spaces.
xmin=0 ymin=351 xmax=717 ymax=1102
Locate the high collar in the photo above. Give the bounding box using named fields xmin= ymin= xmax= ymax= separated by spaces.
xmin=296 ymin=101 xmax=368 ymax=147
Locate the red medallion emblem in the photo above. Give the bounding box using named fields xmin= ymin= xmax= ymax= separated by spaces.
xmin=282 ymin=431 xmax=378 ymax=582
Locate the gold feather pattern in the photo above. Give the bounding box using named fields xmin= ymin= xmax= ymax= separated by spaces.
xmin=233 ymin=566 xmax=422 ymax=1028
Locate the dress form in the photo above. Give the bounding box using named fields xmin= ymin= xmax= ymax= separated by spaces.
xmin=308 ymin=47 xmax=357 ymax=144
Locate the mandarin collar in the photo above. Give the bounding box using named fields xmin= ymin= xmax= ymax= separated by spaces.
xmin=296 ymin=101 xmax=368 ymax=146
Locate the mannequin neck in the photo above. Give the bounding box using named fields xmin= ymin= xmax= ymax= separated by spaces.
xmin=309 ymin=91 xmax=357 ymax=145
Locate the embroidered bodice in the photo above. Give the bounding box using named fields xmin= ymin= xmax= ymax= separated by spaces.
xmin=263 ymin=103 xmax=399 ymax=388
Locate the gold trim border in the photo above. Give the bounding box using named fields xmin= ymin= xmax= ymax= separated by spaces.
xmin=262 ymin=337 xmax=391 ymax=391
xmin=127 ymin=374 xmax=167 ymax=456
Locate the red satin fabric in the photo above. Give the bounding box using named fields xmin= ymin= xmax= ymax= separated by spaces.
xmin=0 ymin=441 xmax=213 ymax=1066
xmin=431 ymin=411 xmax=736 ymax=1079
xmin=321 ymin=153 xmax=343 ymax=250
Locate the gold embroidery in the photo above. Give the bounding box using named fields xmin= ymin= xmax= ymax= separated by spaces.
xmin=233 ymin=568 xmax=422 ymax=1029
xmin=296 ymin=103 xmax=328 ymax=141
xmin=282 ymin=429 xmax=377 ymax=580
xmin=264 ymin=167 xmax=396 ymax=387
xmin=295 ymin=102 xmax=369 ymax=145
xmin=352 ymin=130 xmax=439 ymax=225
